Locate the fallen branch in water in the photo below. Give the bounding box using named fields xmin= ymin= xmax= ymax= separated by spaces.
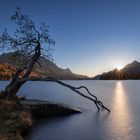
xmin=29 ymin=77 xmax=110 ymax=112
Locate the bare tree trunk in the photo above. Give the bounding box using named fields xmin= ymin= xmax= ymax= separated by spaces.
xmin=1 ymin=43 xmax=41 ymax=100
xmin=0 ymin=72 xmax=110 ymax=111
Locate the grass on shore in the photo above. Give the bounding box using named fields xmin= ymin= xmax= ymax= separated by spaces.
xmin=0 ymin=99 xmax=32 ymax=140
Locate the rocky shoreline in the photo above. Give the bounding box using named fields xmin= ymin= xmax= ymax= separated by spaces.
xmin=21 ymin=99 xmax=81 ymax=118
xmin=0 ymin=99 xmax=81 ymax=140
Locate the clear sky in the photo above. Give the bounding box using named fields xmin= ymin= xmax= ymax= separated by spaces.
xmin=0 ymin=0 xmax=140 ymax=76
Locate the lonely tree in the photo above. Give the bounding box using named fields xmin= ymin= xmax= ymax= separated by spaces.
xmin=0 ymin=8 xmax=110 ymax=112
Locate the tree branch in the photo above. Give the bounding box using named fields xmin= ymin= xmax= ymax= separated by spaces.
xmin=5 ymin=67 xmax=25 ymax=92
xmin=26 ymin=77 xmax=110 ymax=112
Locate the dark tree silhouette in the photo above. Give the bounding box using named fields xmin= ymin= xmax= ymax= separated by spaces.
xmin=0 ymin=8 xmax=110 ymax=112
xmin=0 ymin=8 xmax=54 ymax=99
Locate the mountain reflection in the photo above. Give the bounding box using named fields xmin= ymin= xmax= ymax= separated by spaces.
xmin=111 ymin=81 xmax=131 ymax=138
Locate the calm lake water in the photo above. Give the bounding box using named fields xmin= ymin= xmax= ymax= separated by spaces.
xmin=1 ymin=80 xmax=140 ymax=140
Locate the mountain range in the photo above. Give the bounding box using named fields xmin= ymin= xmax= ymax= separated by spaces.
xmin=1 ymin=52 xmax=140 ymax=80
xmin=0 ymin=52 xmax=88 ymax=80
xmin=94 ymin=61 xmax=140 ymax=80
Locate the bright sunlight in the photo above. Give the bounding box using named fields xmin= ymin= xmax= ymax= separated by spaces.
xmin=116 ymin=63 xmax=123 ymax=71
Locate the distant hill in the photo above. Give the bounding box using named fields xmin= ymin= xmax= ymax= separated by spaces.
xmin=0 ymin=52 xmax=88 ymax=80
xmin=123 ymin=61 xmax=140 ymax=73
xmin=93 ymin=61 xmax=140 ymax=80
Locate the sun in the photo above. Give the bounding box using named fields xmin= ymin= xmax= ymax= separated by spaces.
xmin=116 ymin=64 xmax=123 ymax=71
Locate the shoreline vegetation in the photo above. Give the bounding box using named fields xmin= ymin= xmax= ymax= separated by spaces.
xmin=0 ymin=98 xmax=81 ymax=140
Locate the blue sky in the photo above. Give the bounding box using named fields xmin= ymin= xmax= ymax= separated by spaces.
xmin=0 ymin=0 xmax=140 ymax=76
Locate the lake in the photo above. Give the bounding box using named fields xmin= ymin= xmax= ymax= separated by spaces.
xmin=1 ymin=80 xmax=140 ymax=140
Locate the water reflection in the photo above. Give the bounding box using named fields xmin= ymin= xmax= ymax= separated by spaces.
xmin=110 ymin=81 xmax=132 ymax=139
